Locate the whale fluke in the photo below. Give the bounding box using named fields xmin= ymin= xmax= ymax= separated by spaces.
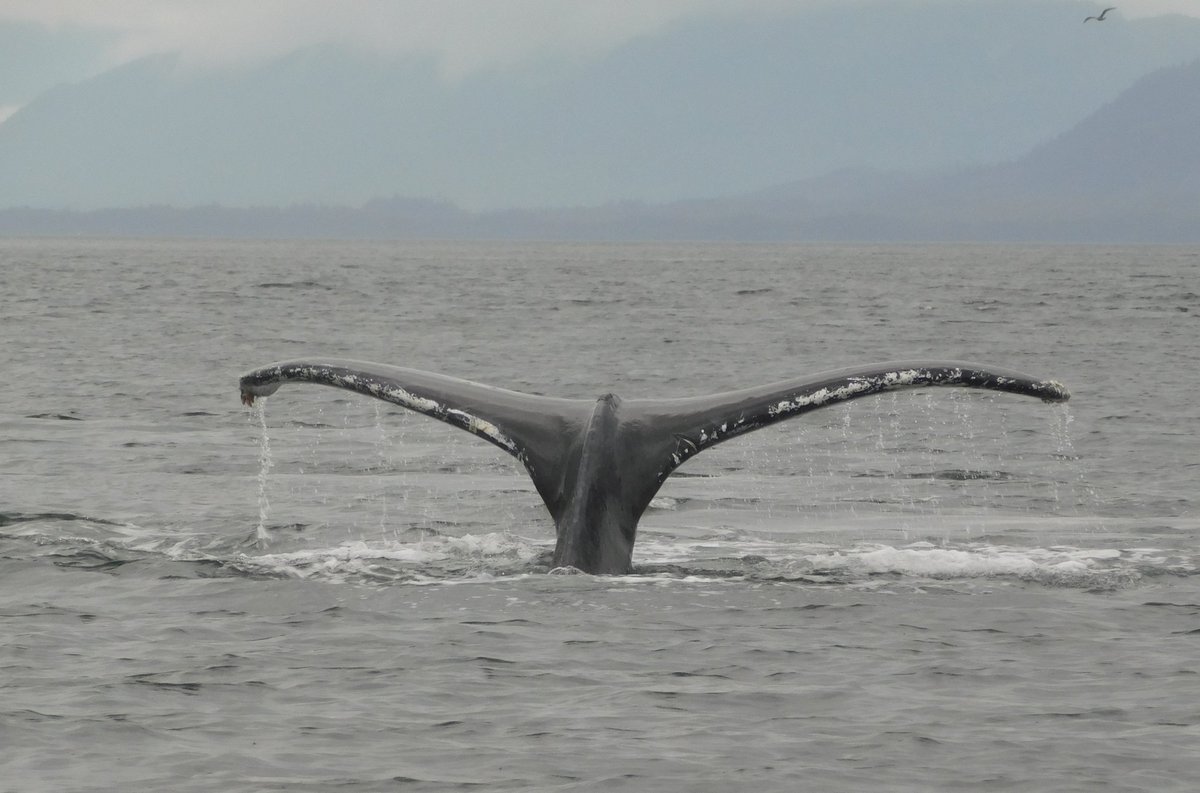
xmin=239 ymin=359 xmax=1069 ymax=574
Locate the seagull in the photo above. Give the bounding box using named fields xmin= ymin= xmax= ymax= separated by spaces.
xmin=1084 ymin=7 xmax=1116 ymax=22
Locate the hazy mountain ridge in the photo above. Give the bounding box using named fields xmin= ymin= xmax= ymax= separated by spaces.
xmin=2 ymin=1 xmax=1199 ymax=213
xmin=6 ymin=57 xmax=1196 ymax=243
xmin=650 ymin=57 xmax=1200 ymax=241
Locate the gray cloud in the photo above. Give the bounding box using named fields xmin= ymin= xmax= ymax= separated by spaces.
xmin=0 ymin=0 xmax=813 ymax=78
xmin=7 ymin=1 xmax=1193 ymax=80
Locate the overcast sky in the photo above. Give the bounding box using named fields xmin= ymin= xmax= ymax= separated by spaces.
xmin=3 ymin=0 xmax=1198 ymax=99
xmin=3 ymin=0 xmax=1197 ymax=209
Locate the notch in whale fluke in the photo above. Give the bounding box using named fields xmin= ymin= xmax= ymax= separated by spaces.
xmin=238 ymin=358 xmax=1070 ymax=574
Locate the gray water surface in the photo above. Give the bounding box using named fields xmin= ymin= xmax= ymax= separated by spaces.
xmin=2 ymin=240 xmax=1197 ymax=791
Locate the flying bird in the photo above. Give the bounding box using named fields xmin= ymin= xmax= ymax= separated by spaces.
xmin=1084 ymin=7 xmax=1116 ymax=22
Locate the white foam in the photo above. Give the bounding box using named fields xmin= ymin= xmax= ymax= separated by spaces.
xmin=631 ymin=534 xmax=1183 ymax=587
xmin=236 ymin=532 xmax=549 ymax=582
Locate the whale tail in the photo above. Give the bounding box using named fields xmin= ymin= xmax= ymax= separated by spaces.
xmin=239 ymin=359 xmax=1069 ymax=573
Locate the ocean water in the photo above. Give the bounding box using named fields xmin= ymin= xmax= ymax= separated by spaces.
xmin=2 ymin=238 xmax=1198 ymax=791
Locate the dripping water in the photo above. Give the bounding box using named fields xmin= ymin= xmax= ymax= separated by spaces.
xmin=253 ymin=398 xmax=273 ymax=546
xmin=1052 ymin=403 xmax=1099 ymax=512
xmin=373 ymin=401 xmax=389 ymax=540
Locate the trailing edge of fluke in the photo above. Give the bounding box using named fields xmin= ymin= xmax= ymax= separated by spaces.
xmin=239 ymin=359 xmax=1069 ymax=574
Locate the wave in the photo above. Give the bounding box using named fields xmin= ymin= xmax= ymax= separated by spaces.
xmin=632 ymin=537 xmax=1182 ymax=589
xmin=254 ymin=280 xmax=331 ymax=290
xmin=0 ymin=511 xmax=123 ymax=528
xmin=229 ymin=533 xmax=1192 ymax=591
xmin=6 ymin=511 xmax=1194 ymax=591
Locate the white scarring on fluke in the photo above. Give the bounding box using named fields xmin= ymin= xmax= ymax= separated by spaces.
xmin=324 ymin=370 xmax=520 ymax=455
xmin=446 ymin=409 xmax=520 ymax=455
xmin=767 ymin=368 xmax=930 ymax=418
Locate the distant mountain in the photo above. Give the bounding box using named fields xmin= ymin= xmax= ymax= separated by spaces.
xmin=633 ymin=57 xmax=1200 ymax=242
xmin=539 ymin=57 xmax=1200 ymax=242
xmin=2 ymin=56 xmax=1198 ymax=242
xmin=993 ymin=56 xmax=1200 ymax=205
xmin=2 ymin=0 xmax=1200 ymax=211
xmin=839 ymin=57 xmax=1200 ymax=241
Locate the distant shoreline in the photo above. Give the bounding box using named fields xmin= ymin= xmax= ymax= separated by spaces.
xmin=2 ymin=200 xmax=1198 ymax=244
